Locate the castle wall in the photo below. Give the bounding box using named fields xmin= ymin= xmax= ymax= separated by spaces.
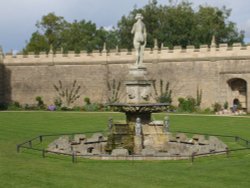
xmin=0 ymin=49 xmax=5 ymax=103
xmin=2 ymin=44 xmax=250 ymax=111
xmin=0 ymin=64 xmax=4 ymax=103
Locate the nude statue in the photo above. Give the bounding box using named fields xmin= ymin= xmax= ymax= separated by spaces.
xmin=131 ymin=13 xmax=147 ymax=67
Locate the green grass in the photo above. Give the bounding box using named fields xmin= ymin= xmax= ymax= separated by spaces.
xmin=0 ymin=112 xmax=250 ymax=188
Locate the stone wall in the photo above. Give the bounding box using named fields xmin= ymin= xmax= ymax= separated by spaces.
xmin=0 ymin=63 xmax=4 ymax=103
xmin=2 ymin=43 xmax=250 ymax=111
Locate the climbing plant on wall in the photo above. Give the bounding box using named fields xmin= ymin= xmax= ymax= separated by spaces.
xmin=53 ymin=80 xmax=81 ymax=108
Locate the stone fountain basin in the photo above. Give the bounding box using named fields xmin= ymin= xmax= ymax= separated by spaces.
xmin=109 ymin=103 xmax=169 ymax=123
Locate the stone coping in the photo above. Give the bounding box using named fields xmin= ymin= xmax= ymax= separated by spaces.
xmin=59 ymin=152 xmax=227 ymax=161
xmin=108 ymin=103 xmax=169 ymax=113
xmin=108 ymin=103 xmax=169 ymax=107
xmin=3 ymin=56 xmax=250 ymax=66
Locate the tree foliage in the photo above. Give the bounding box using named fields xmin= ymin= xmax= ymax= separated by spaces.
xmin=24 ymin=13 xmax=119 ymax=53
xmin=117 ymin=0 xmax=244 ymax=49
xmin=24 ymin=1 xmax=244 ymax=53
xmin=25 ymin=32 xmax=50 ymax=54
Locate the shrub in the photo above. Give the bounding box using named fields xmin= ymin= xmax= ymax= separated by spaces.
xmin=154 ymin=80 xmax=172 ymax=104
xmin=53 ymin=80 xmax=81 ymax=108
xmin=0 ymin=102 xmax=8 ymax=110
xmin=84 ymin=97 xmax=91 ymax=105
xmin=71 ymin=106 xmax=83 ymax=111
xmin=60 ymin=106 xmax=72 ymax=111
xmin=54 ymin=97 xmax=62 ymax=108
xmin=168 ymin=105 xmax=177 ymax=112
xmin=107 ymin=79 xmax=121 ymax=103
xmin=203 ymin=108 xmax=212 ymax=114
xmin=23 ymin=104 xmax=39 ymax=110
xmin=224 ymin=101 xmax=229 ymax=109
xmin=24 ymin=104 xmax=29 ymax=110
xmin=7 ymin=101 xmax=22 ymax=110
xmin=178 ymin=96 xmax=197 ymax=112
xmin=212 ymin=102 xmax=222 ymax=112
xmin=83 ymin=103 xmax=101 ymax=111
xmin=35 ymin=96 xmax=45 ymax=109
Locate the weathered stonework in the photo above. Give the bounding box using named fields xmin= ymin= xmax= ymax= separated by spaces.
xmin=1 ymin=43 xmax=250 ymax=111
xmin=0 ymin=64 xmax=4 ymax=103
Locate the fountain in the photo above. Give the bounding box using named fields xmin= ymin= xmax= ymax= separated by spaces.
xmin=47 ymin=13 xmax=228 ymax=160
xmin=105 ymin=13 xmax=170 ymax=155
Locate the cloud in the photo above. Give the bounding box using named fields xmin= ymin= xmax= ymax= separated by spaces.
xmin=102 ymin=25 xmax=115 ymax=31
xmin=0 ymin=0 xmax=249 ymax=52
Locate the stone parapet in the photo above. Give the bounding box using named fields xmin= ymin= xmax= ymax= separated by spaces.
xmin=2 ymin=43 xmax=250 ymax=65
xmin=0 ymin=64 xmax=4 ymax=103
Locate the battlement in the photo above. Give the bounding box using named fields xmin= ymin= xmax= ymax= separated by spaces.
xmin=2 ymin=43 xmax=250 ymax=65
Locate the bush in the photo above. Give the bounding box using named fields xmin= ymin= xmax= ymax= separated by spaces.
xmin=168 ymin=105 xmax=177 ymax=112
xmin=178 ymin=97 xmax=197 ymax=112
xmin=212 ymin=102 xmax=222 ymax=112
xmin=83 ymin=103 xmax=101 ymax=111
xmin=35 ymin=96 xmax=45 ymax=109
xmin=224 ymin=101 xmax=229 ymax=109
xmin=23 ymin=104 xmax=39 ymax=110
xmin=84 ymin=97 xmax=91 ymax=105
xmin=7 ymin=101 xmax=22 ymax=110
xmin=157 ymin=93 xmax=172 ymax=103
xmin=53 ymin=80 xmax=81 ymax=108
xmin=154 ymin=80 xmax=172 ymax=104
xmin=71 ymin=106 xmax=83 ymax=111
xmin=203 ymin=108 xmax=212 ymax=114
xmin=60 ymin=106 xmax=72 ymax=111
xmin=0 ymin=102 xmax=8 ymax=110
xmin=54 ymin=97 xmax=62 ymax=108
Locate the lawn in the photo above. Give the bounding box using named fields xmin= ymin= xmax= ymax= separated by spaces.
xmin=0 ymin=112 xmax=250 ymax=188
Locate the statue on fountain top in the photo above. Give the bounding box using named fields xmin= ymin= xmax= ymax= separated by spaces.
xmin=131 ymin=13 xmax=147 ymax=67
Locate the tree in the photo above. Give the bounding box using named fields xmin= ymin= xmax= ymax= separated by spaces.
xmin=60 ymin=20 xmax=99 ymax=53
xmin=24 ymin=13 xmax=120 ymax=53
xmin=24 ymin=32 xmax=50 ymax=54
xmin=117 ymin=0 xmax=244 ymax=49
xmin=98 ymin=27 xmax=120 ymax=50
xmin=192 ymin=6 xmax=244 ymax=46
xmin=36 ymin=12 xmax=68 ymax=50
xmin=24 ymin=1 xmax=244 ymax=53
xmin=24 ymin=12 xmax=68 ymax=53
xmin=159 ymin=1 xmax=195 ymax=48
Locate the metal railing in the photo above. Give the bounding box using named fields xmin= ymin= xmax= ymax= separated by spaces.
xmin=17 ymin=130 xmax=250 ymax=163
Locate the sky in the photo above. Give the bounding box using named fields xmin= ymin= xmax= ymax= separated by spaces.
xmin=0 ymin=0 xmax=249 ymax=53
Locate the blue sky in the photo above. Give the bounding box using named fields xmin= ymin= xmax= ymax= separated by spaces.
xmin=0 ymin=0 xmax=249 ymax=52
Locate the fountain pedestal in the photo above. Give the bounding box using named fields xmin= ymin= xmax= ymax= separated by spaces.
xmin=125 ymin=66 xmax=153 ymax=104
xmin=108 ymin=65 xmax=169 ymax=154
xmin=134 ymin=135 xmax=143 ymax=154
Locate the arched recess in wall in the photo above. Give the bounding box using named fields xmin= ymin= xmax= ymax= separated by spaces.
xmin=227 ymin=78 xmax=247 ymax=110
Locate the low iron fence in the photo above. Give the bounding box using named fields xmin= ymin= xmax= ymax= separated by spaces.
xmin=17 ymin=130 xmax=250 ymax=163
